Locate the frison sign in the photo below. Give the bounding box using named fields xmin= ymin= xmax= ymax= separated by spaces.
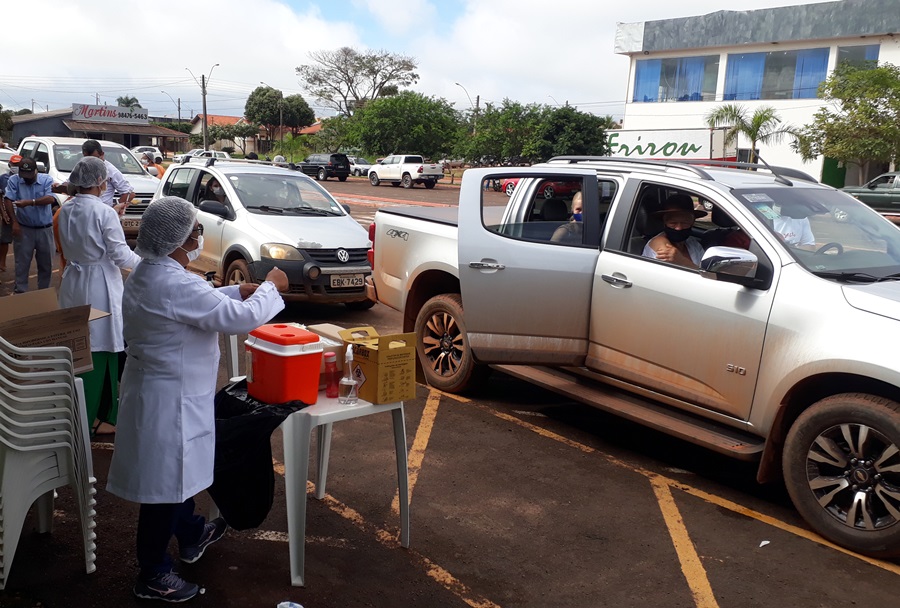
xmin=71 ymin=104 xmax=149 ymax=124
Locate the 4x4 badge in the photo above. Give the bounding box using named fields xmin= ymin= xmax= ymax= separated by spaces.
xmin=336 ymin=248 xmax=350 ymax=263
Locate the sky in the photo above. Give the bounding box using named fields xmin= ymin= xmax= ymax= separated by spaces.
xmin=2 ymin=0 xmax=834 ymax=122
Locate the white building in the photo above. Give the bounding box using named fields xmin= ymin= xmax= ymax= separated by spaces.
xmin=615 ymin=0 xmax=900 ymax=187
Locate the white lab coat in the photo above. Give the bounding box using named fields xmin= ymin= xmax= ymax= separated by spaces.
xmin=106 ymin=256 xmax=285 ymax=504
xmin=57 ymin=193 xmax=142 ymax=353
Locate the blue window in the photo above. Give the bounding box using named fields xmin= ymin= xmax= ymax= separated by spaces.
xmin=724 ymin=48 xmax=829 ymax=100
xmin=837 ymin=44 xmax=880 ymax=68
xmin=633 ymin=55 xmax=719 ymax=103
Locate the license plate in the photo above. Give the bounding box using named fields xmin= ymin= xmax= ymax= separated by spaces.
xmin=330 ymin=274 xmax=364 ymax=288
xmin=121 ymin=219 xmax=141 ymax=228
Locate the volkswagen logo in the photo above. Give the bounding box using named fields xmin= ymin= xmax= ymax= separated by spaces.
xmin=336 ymin=248 xmax=350 ymax=263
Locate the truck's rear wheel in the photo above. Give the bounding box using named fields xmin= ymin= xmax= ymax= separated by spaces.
xmin=369 ymin=172 xmax=380 ymax=186
xmin=415 ymin=293 xmax=486 ymax=393
xmin=402 ymin=174 xmax=413 ymax=188
xmin=783 ymin=393 xmax=900 ymax=558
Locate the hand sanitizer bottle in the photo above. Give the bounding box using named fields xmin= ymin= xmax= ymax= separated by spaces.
xmin=338 ymin=344 xmax=358 ymax=406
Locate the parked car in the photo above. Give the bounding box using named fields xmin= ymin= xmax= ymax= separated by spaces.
xmin=297 ymin=153 xmax=351 ymax=181
xmin=0 ymin=149 xmax=14 ymax=175
xmin=131 ymin=145 xmax=163 ymax=163
xmin=840 ymin=172 xmax=900 ymax=219
xmin=348 ymin=156 xmax=372 ymax=177
xmin=173 ymin=148 xmax=204 ymax=162
xmin=16 ymin=136 xmax=159 ymax=215
xmin=500 ymin=177 xmax=581 ymax=198
xmin=368 ymin=155 xmax=443 ymax=189
xmin=149 ymin=160 xmax=374 ymax=308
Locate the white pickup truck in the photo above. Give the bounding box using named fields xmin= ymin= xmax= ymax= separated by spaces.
xmin=368 ymin=157 xmax=900 ymax=558
xmin=368 ymin=154 xmax=443 ymax=189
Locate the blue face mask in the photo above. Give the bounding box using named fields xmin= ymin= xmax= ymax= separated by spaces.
xmin=572 ymin=212 xmax=583 ymax=222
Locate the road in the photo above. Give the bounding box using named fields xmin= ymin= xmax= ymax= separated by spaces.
xmin=2 ymin=178 xmax=900 ymax=607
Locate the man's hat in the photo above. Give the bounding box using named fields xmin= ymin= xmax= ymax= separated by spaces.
xmin=18 ymin=157 xmax=37 ymax=172
xmin=654 ymin=193 xmax=705 ymax=218
xmin=8 ymin=154 xmax=22 ymax=167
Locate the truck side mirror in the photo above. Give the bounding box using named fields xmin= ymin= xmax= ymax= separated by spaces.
xmin=699 ymin=246 xmax=758 ymax=286
xmin=198 ymin=200 xmax=232 ymax=220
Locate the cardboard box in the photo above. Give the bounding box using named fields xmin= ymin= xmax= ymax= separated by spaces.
xmin=0 ymin=288 xmax=110 ymax=374
xmin=338 ymin=326 xmax=417 ymax=404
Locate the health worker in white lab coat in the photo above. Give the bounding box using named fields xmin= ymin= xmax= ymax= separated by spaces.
xmin=56 ymin=156 xmax=141 ymax=436
xmin=107 ymin=196 xmax=288 ymax=602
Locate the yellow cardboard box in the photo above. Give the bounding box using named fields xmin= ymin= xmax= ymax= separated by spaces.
xmin=0 ymin=288 xmax=110 ymax=374
xmin=337 ymin=326 xmax=417 ymax=404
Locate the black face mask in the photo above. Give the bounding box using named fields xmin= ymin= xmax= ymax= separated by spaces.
xmin=664 ymin=226 xmax=692 ymax=243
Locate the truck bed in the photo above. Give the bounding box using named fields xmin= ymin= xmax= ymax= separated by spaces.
xmin=377 ymin=205 xmax=459 ymax=226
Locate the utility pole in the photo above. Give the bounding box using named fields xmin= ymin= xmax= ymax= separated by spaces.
xmin=474 ymin=95 xmax=480 ymax=135
xmin=201 ymin=75 xmax=209 ymax=151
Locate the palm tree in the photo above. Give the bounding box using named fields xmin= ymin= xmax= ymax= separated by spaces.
xmin=705 ymin=104 xmax=794 ymax=164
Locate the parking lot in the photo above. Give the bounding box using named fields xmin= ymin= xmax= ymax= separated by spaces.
xmin=2 ymin=183 xmax=900 ymax=607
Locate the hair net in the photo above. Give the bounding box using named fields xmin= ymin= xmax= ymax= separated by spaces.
xmin=135 ymin=196 xmax=197 ymax=260
xmin=68 ymin=156 xmax=108 ymax=188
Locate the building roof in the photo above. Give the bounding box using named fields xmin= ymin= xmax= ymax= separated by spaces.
xmin=63 ymin=120 xmax=189 ymax=138
xmin=190 ymin=114 xmax=243 ymax=127
xmin=298 ymin=122 xmax=322 ymax=135
xmin=11 ymin=108 xmax=73 ymax=123
xmin=615 ymin=0 xmax=900 ymax=54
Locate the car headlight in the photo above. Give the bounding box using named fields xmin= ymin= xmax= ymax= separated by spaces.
xmin=260 ymin=243 xmax=303 ymax=261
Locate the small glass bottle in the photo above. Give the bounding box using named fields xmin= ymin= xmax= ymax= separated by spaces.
xmin=338 ymin=345 xmax=358 ymax=406
xmin=323 ymin=352 xmax=340 ymax=399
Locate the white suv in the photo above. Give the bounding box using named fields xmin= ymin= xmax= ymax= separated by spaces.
xmin=150 ymin=158 xmax=375 ymax=308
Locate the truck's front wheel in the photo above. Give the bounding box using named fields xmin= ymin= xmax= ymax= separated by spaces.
xmin=415 ymin=293 xmax=486 ymax=393
xmin=783 ymin=393 xmax=900 ymax=558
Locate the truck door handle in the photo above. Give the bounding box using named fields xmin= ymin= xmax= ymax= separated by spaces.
xmin=601 ymin=273 xmax=632 ymax=288
xmin=468 ymin=261 xmax=506 ymax=270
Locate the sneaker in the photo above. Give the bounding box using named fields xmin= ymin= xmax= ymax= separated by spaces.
xmin=133 ymin=571 xmax=199 ymax=602
xmin=179 ymin=517 xmax=227 ymax=564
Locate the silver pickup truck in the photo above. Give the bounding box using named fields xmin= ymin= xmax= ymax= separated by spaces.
xmin=368 ymin=157 xmax=900 ymax=558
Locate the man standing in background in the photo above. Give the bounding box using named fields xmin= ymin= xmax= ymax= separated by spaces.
xmin=6 ymin=157 xmax=56 ymax=293
xmin=82 ymin=139 xmax=134 ymax=215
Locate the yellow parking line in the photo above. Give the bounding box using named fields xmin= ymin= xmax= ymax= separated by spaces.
xmin=392 ymin=389 xmax=441 ymax=515
xmin=651 ymin=477 xmax=720 ymax=608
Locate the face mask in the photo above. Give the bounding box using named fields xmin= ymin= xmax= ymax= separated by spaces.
xmin=180 ymin=235 xmax=203 ymax=262
xmin=141 ymin=158 xmax=149 ymax=165
xmin=664 ymin=226 xmax=692 ymax=243
xmin=211 ymin=186 xmax=223 ymax=196
xmin=571 ymin=212 xmax=582 ymax=222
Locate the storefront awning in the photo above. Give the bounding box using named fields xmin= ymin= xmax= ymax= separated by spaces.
xmin=63 ymin=120 xmax=189 ymax=138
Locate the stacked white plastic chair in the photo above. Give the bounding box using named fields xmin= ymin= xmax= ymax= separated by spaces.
xmin=0 ymin=336 xmax=96 ymax=590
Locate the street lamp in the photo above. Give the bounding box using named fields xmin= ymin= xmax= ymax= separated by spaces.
xmin=548 ymin=95 xmax=561 ymax=106
xmin=161 ymin=90 xmax=181 ymax=122
xmin=186 ymin=63 xmax=219 ymax=151
xmin=454 ymin=82 xmax=479 ymax=134
xmin=260 ymin=81 xmax=284 ymax=155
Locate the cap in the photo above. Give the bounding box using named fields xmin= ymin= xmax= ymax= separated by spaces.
xmin=18 ymin=157 xmax=37 ymax=173
xmin=144 ymin=151 xmax=155 ymax=161
xmin=654 ymin=194 xmax=705 ymax=218
xmin=8 ymin=154 xmax=22 ymax=166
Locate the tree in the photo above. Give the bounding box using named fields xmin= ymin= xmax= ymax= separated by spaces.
xmin=705 ymin=104 xmax=795 ymax=164
xmin=528 ymin=105 xmax=612 ymax=161
xmin=245 ymin=86 xmax=283 ymax=143
xmin=231 ymin=122 xmax=261 ymax=155
xmin=349 ymin=91 xmax=457 ymax=158
xmin=296 ymin=48 xmax=418 ymax=117
xmin=158 ymin=121 xmax=193 ymax=135
xmin=311 ymin=115 xmax=353 ymax=154
xmin=282 ymin=95 xmax=315 ymax=136
xmin=116 ymin=95 xmax=141 ymax=108
xmin=792 ymin=62 xmax=900 ymax=183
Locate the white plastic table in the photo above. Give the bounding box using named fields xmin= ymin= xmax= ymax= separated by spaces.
xmin=281 ymin=396 xmax=409 ymax=587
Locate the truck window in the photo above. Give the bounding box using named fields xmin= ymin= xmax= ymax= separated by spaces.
xmin=482 ymin=175 xmax=613 ymax=247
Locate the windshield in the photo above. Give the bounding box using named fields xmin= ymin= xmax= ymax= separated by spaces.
xmin=53 ymin=144 xmax=147 ymax=175
xmin=228 ymin=173 xmax=345 ymax=215
xmin=733 ymin=187 xmax=900 ymax=279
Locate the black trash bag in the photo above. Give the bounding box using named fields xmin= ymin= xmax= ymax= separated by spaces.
xmin=207 ymin=379 xmax=306 ymax=530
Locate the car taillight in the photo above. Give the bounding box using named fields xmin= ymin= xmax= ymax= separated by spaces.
xmin=367 ymin=222 xmax=376 ymax=266
xmin=417 ymin=165 xmax=424 ymax=174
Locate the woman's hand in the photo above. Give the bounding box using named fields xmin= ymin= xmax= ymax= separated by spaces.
xmin=265 ymin=267 xmax=289 ymax=292
xmin=238 ymin=283 xmax=259 ymax=300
